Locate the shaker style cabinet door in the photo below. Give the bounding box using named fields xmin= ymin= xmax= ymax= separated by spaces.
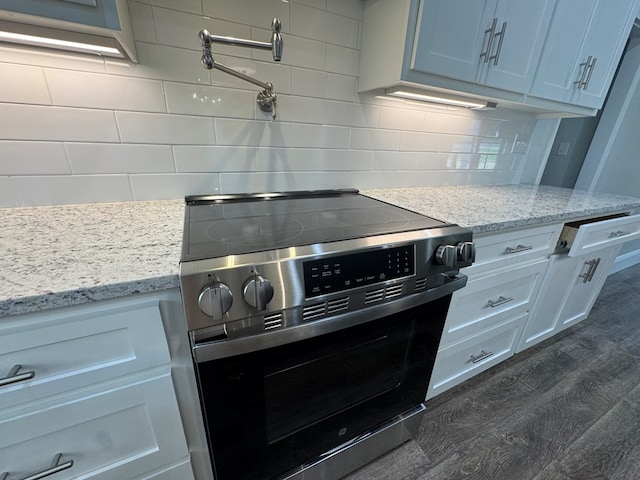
xmin=411 ymin=0 xmax=554 ymax=93
xmin=530 ymin=0 xmax=638 ymax=109
xmin=0 ymin=0 xmax=121 ymax=29
xmin=410 ymin=0 xmax=491 ymax=82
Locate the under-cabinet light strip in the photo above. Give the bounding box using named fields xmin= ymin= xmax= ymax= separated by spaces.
xmin=0 ymin=30 xmax=123 ymax=57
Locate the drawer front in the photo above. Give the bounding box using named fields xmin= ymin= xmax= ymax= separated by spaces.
xmin=464 ymin=223 xmax=562 ymax=275
xmin=0 ymin=298 xmax=170 ymax=409
xmin=441 ymin=259 xmax=547 ymax=347
xmin=566 ymin=213 xmax=640 ymax=257
xmin=427 ymin=313 xmax=527 ymax=399
xmin=0 ymin=372 xmax=189 ymax=480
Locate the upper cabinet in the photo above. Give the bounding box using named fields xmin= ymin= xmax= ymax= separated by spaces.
xmin=0 ymin=0 xmax=137 ymax=61
xmin=529 ymin=0 xmax=638 ymax=109
xmin=411 ymin=0 xmax=555 ymax=94
xmin=358 ymin=0 xmax=638 ymax=116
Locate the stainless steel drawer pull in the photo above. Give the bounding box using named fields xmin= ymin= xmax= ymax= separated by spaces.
xmin=0 ymin=365 xmax=35 ymax=387
xmin=579 ymin=258 xmax=601 ymax=283
xmin=609 ymin=230 xmax=631 ymax=238
xmin=487 ymin=296 xmax=514 ymax=308
xmin=489 ymin=21 xmax=507 ymax=65
xmin=1 ymin=454 xmax=73 ymax=480
xmin=470 ymin=350 xmax=494 ymax=363
xmin=505 ymin=244 xmax=533 ymax=254
xmin=479 ymin=18 xmax=497 ymax=63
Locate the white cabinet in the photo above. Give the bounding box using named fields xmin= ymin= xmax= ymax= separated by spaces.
xmin=359 ymin=0 xmax=638 ymax=115
xmin=518 ymin=212 xmax=640 ymax=352
xmin=530 ymin=0 xmax=638 ymax=109
xmin=517 ymin=246 xmax=619 ymax=352
xmin=0 ymin=293 xmax=195 ymax=480
xmin=0 ymin=0 xmax=137 ymax=61
xmin=412 ymin=0 xmax=554 ymax=94
xmin=427 ymin=223 xmax=562 ymax=399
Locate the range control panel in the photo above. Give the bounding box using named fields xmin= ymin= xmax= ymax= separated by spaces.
xmin=303 ymin=245 xmax=415 ymax=298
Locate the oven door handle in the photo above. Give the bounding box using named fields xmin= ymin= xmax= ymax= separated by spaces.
xmin=192 ymin=274 xmax=468 ymax=363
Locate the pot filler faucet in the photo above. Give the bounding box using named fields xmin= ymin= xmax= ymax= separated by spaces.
xmin=199 ymin=18 xmax=283 ymax=120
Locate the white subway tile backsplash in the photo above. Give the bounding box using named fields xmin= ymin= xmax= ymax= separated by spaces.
xmin=214 ymin=118 xmax=290 ymax=147
xmin=0 ymin=63 xmax=51 ymax=105
xmin=45 ymin=69 xmax=166 ymax=112
xmin=164 ymin=82 xmax=255 ymax=118
xmin=116 ymin=112 xmax=216 ymax=144
xmin=128 ymin=2 xmax=157 ymax=43
xmin=133 ymin=0 xmax=202 ymax=14
xmin=220 ymin=171 xmax=350 ymax=194
xmin=105 ymin=42 xmax=210 ymax=85
xmin=130 ymin=173 xmax=220 ymax=200
xmin=289 ymin=124 xmax=350 ymax=148
xmin=291 ymin=4 xmax=359 ymax=49
xmin=11 ymin=175 xmax=133 ymax=206
xmin=0 ymin=142 xmax=70 ymax=175
xmin=202 ymin=0 xmax=290 ymax=30
xmin=255 ymin=148 xmax=372 ymax=171
xmin=0 ymin=177 xmax=18 ymax=207
xmin=325 ymin=44 xmax=359 ymax=76
xmin=0 ymin=104 xmax=119 ymax=142
xmin=174 ymin=145 xmax=256 ymax=172
xmin=350 ymin=128 xmax=400 ymax=151
xmin=0 ymin=0 xmax=543 ymax=206
xmin=65 ymin=144 xmax=174 ymax=173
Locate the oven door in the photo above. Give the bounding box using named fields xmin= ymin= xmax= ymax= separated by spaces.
xmin=193 ymin=292 xmax=453 ymax=480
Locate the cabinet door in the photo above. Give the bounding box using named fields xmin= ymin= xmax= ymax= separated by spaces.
xmin=0 ymin=0 xmax=121 ymax=29
xmin=530 ymin=0 xmax=637 ymax=109
xmin=482 ymin=0 xmax=555 ymax=93
xmin=410 ymin=0 xmax=493 ymax=82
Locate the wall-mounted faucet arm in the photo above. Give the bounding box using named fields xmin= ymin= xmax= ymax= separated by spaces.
xmin=211 ymin=59 xmax=271 ymax=91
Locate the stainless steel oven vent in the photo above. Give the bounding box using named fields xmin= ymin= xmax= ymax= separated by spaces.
xmin=385 ymin=284 xmax=403 ymax=299
xmin=302 ymin=303 xmax=326 ymax=322
xmin=364 ymin=288 xmax=385 ymax=304
xmin=264 ymin=312 xmax=283 ymax=331
xmin=327 ymin=297 xmax=349 ymax=314
xmin=415 ymin=277 xmax=428 ymax=291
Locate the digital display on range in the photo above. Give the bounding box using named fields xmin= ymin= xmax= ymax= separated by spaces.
xmin=303 ymin=245 xmax=415 ymax=298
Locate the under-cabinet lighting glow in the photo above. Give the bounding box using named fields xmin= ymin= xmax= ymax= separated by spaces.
xmin=385 ymin=87 xmax=497 ymax=110
xmin=0 ymin=30 xmax=123 ymax=57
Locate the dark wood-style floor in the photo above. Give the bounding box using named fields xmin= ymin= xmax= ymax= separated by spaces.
xmin=345 ymin=263 xmax=640 ymax=480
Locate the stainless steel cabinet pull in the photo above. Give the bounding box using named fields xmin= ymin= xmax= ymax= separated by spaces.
xmin=505 ymin=244 xmax=533 ymax=254
xmin=487 ymin=296 xmax=513 ymax=308
xmin=489 ymin=21 xmax=507 ymax=65
xmin=583 ymin=56 xmax=597 ymax=89
xmin=574 ymin=56 xmax=595 ymax=90
xmin=609 ymin=230 xmax=631 ymax=238
xmin=0 ymin=365 xmax=35 ymax=387
xmin=470 ymin=350 xmax=494 ymax=363
xmin=480 ymin=18 xmax=497 ymax=63
xmin=1 ymin=454 xmax=73 ymax=480
xmin=580 ymin=258 xmax=600 ymax=283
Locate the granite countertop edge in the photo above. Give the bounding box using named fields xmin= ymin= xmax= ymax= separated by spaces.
xmin=2 ymin=185 xmax=640 ymax=319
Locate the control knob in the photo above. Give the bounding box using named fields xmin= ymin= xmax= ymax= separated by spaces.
xmin=243 ymin=274 xmax=274 ymax=310
xmin=457 ymin=241 xmax=476 ymax=264
xmin=435 ymin=244 xmax=457 ymax=268
xmin=198 ymin=282 xmax=233 ymax=320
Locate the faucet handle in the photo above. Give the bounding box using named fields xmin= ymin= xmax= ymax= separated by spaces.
xmin=271 ymin=18 xmax=283 ymax=61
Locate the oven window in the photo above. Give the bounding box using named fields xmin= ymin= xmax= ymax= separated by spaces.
xmin=264 ymin=330 xmax=409 ymax=444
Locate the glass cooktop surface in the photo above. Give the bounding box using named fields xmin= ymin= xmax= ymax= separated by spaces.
xmin=181 ymin=191 xmax=450 ymax=261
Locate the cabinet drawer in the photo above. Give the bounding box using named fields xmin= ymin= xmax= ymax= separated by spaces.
xmin=427 ymin=313 xmax=527 ymax=399
xmin=0 ymin=372 xmax=189 ymax=480
xmin=560 ymin=213 xmax=640 ymax=257
xmin=441 ymin=259 xmax=547 ymax=347
xmin=0 ymin=298 xmax=170 ymax=409
xmin=465 ymin=223 xmax=562 ymax=275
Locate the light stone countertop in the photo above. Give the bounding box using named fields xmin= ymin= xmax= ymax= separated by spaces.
xmin=2 ymin=185 xmax=640 ymax=318
xmin=362 ymin=185 xmax=640 ymax=234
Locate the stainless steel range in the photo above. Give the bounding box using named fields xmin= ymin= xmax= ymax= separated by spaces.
xmin=179 ymin=189 xmax=474 ymax=480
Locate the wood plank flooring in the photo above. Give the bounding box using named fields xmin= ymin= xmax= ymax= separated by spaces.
xmin=344 ymin=263 xmax=640 ymax=480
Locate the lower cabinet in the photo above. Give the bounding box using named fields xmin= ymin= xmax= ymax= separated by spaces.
xmin=0 ymin=292 xmax=196 ymax=480
xmin=517 ymin=245 xmax=620 ymax=352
